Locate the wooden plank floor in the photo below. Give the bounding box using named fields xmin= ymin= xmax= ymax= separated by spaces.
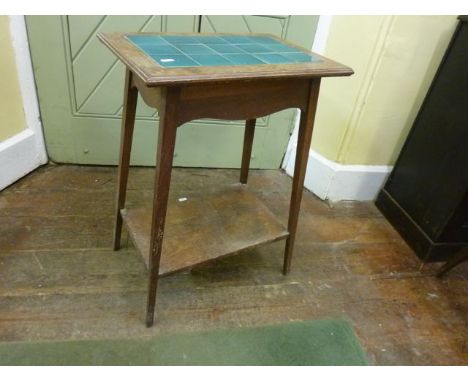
xmin=0 ymin=164 xmax=466 ymax=365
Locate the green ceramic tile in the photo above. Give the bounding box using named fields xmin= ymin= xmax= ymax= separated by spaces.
xmin=162 ymin=35 xmax=196 ymax=44
xmin=281 ymin=52 xmax=320 ymax=62
xmin=263 ymin=43 xmax=302 ymax=53
xmin=223 ymin=54 xmax=264 ymax=65
xmin=190 ymin=54 xmax=233 ymax=66
xmin=221 ymin=35 xmax=253 ymax=44
xmin=126 ymin=35 xmax=169 ymax=46
xmin=208 ymin=44 xmax=246 ymax=54
xmin=149 ymin=54 xmax=200 ymax=67
xmin=141 ymin=45 xmax=181 ymax=55
xmin=196 ymin=36 xmax=228 ymax=44
xmin=237 ymin=44 xmax=274 ymax=54
xmin=254 ymin=53 xmax=292 ymax=64
xmin=175 ymin=44 xmax=216 ymax=55
xmin=142 ymin=44 xmax=182 ymax=56
xmin=247 ymin=36 xmax=278 ymax=44
xmin=126 ymin=34 xmax=322 ymax=68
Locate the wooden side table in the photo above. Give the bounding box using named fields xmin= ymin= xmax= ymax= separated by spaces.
xmin=98 ymin=32 xmax=353 ymax=327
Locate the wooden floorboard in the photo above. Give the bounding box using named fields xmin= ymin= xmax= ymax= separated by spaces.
xmin=0 ymin=164 xmax=466 ymax=365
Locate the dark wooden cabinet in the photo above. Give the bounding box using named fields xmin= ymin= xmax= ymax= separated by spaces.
xmin=376 ymin=16 xmax=468 ymax=263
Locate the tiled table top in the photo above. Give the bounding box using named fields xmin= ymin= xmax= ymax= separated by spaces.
xmin=126 ymin=34 xmax=322 ymax=68
xmin=98 ymin=32 xmax=353 ymax=85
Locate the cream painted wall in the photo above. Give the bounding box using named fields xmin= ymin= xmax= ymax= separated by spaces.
xmin=311 ymin=15 xmax=458 ymax=165
xmin=0 ymin=16 xmax=27 ymax=142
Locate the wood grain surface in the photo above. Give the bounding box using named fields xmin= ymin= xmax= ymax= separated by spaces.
xmin=121 ymin=185 xmax=288 ymax=275
xmin=0 ymin=165 xmax=466 ymax=364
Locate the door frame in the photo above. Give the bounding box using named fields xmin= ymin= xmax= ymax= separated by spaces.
xmin=0 ymin=16 xmax=47 ymax=190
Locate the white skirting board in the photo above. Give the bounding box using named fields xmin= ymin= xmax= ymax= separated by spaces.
xmin=280 ymin=15 xmax=392 ymax=202
xmin=283 ymin=149 xmax=392 ymax=202
xmin=0 ymin=130 xmax=44 ymax=190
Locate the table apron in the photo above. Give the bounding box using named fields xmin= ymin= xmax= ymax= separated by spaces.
xmin=132 ymin=73 xmax=314 ymax=127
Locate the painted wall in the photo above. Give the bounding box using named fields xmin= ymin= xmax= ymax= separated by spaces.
xmin=311 ymin=15 xmax=458 ymax=166
xmin=0 ymin=16 xmax=27 ymax=142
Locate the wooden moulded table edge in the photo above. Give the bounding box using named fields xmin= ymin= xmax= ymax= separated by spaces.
xmin=97 ymin=32 xmax=354 ymax=86
xmin=121 ymin=184 xmax=289 ymax=277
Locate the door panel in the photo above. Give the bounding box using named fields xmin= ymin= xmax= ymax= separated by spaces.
xmin=71 ymin=16 xmax=162 ymax=110
xmin=69 ymin=15 xmax=104 ymax=57
xmin=26 ymin=15 xmax=318 ymax=168
xmin=201 ymin=15 xmax=288 ymax=34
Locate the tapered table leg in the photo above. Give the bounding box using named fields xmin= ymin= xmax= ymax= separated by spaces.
xmin=113 ymin=69 xmax=138 ymax=250
xmin=283 ymin=79 xmax=321 ymax=275
xmin=146 ymin=88 xmax=180 ymax=327
xmin=240 ymin=119 xmax=256 ymax=184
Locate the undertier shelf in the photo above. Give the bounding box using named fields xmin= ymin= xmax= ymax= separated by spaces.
xmin=121 ymin=184 xmax=289 ymax=276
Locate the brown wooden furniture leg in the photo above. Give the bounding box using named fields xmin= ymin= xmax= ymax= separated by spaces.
xmin=283 ymin=79 xmax=321 ymax=275
xmin=240 ymin=119 xmax=256 ymax=184
xmin=436 ymin=246 xmax=468 ymax=277
xmin=113 ymin=69 xmax=138 ymax=250
xmin=146 ymin=88 xmax=180 ymax=327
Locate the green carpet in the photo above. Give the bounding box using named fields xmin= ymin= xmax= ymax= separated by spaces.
xmin=0 ymin=319 xmax=368 ymax=365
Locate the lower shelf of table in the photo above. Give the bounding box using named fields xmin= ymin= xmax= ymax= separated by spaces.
xmin=121 ymin=184 xmax=289 ymax=276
